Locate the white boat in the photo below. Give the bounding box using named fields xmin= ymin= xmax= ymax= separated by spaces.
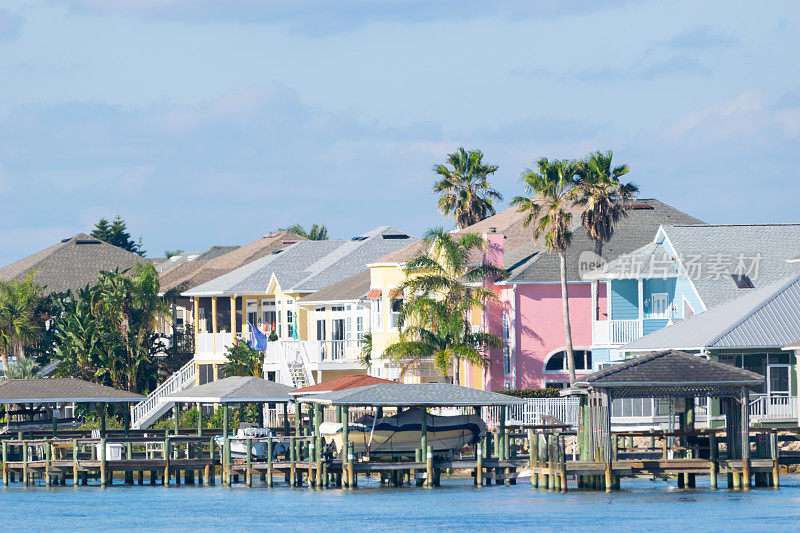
xmin=214 ymin=427 xmax=288 ymax=459
xmin=320 ymin=409 xmax=485 ymax=456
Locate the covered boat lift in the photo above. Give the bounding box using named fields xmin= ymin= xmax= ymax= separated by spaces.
xmin=297 ymin=382 xmax=524 ymax=487
xmin=0 ymin=378 xmax=144 ymax=437
xmin=569 ymin=350 xmax=767 ymax=490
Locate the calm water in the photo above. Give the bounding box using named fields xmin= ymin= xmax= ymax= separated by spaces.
xmin=4 ymin=475 xmax=800 ymax=532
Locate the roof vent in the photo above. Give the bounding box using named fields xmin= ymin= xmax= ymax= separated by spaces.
xmin=489 ymin=227 xmax=497 ymax=233
xmin=625 ymin=203 xmax=653 ymax=210
xmin=272 ymin=250 xmax=283 ymax=255
xmin=382 ymin=234 xmax=410 ymax=240
xmin=61 ymin=238 xmax=71 ymax=243
xmin=75 ymin=239 xmax=102 ymax=245
xmin=352 ymin=236 xmax=367 ymax=241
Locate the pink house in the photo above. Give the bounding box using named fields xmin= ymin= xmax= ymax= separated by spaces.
xmin=462 ymin=199 xmax=703 ymax=391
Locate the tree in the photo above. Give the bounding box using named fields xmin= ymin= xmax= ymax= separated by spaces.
xmin=282 ymin=224 xmax=328 ymax=240
xmin=433 ymin=148 xmax=502 ymax=229
xmin=384 ymin=228 xmax=504 ymax=381
xmin=164 ymin=249 xmax=184 ymax=259
xmin=4 ymin=357 xmax=41 ymax=379
xmin=574 ymin=150 xmax=638 ymax=319
xmin=0 ymin=274 xmax=44 ymax=370
xmin=91 ymin=216 xmax=146 ymax=256
xmin=359 ymin=332 xmax=373 ymax=369
xmin=220 ymin=341 xmax=263 ymax=377
xmin=511 ymin=158 xmax=580 ymax=384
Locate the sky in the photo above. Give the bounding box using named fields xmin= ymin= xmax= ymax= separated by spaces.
xmin=0 ymin=1 xmax=798 ymax=265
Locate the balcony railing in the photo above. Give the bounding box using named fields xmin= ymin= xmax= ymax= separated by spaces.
xmin=195 ymin=332 xmax=249 ymax=354
xmin=265 ymin=339 xmax=364 ymax=366
xmin=750 ymin=395 xmax=798 ymax=422
xmin=592 ymin=319 xmax=643 ymax=346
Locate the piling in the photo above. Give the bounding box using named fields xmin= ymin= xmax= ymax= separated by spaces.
xmin=163 ymin=437 xmax=171 ymax=486
xmin=267 ymin=438 xmax=274 ymax=487
xmin=246 ymin=437 xmax=253 ymax=487
xmin=100 ymin=438 xmax=107 ymax=488
xmin=347 ymin=442 xmax=356 ymax=488
xmin=770 ymin=431 xmax=780 ymax=488
xmin=709 ymin=433 xmax=718 ymax=489
xmin=476 ymin=442 xmax=483 ymax=487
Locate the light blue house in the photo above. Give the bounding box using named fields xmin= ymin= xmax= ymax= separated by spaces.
xmin=587 ymin=224 xmax=800 ymax=367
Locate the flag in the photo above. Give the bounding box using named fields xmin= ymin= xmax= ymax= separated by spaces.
xmin=249 ymin=322 xmax=268 ymax=351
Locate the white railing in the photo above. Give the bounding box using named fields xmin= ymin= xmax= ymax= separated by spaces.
xmin=265 ymin=340 xmax=363 ymax=365
xmin=484 ymin=397 xmax=580 ymax=429
xmin=592 ymin=319 xmax=643 ymax=346
xmin=131 ymin=359 xmax=196 ymax=429
xmin=750 ymin=395 xmax=798 ymax=422
xmin=264 ymin=341 xmax=316 ymax=387
xmin=195 ymin=331 xmax=249 ymax=354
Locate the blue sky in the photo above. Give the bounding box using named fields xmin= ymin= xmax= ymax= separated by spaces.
xmin=1 ymin=1 xmax=798 ymax=264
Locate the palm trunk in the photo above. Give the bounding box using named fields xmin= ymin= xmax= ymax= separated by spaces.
xmin=593 ymin=240 xmax=603 ymax=321
xmin=453 ymin=357 xmax=460 ymax=386
xmin=559 ymin=253 xmax=576 ymax=384
xmin=1 ymin=351 xmax=7 ymax=371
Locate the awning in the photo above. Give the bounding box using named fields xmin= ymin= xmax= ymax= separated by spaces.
xmin=365 ymin=288 xmax=381 ymax=299
xmin=389 ymin=287 xmax=403 ymax=298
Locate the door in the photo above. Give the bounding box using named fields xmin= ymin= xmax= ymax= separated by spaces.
xmin=332 ymin=319 xmax=345 ymax=360
xmin=316 ymin=319 xmax=327 ymax=360
xmin=650 ymin=293 xmax=669 ymax=318
xmin=767 ymin=364 xmax=791 ymax=418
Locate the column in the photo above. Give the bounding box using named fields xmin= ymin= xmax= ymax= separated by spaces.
xmin=230 ymin=296 xmax=237 ymax=338
xmin=193 ymin=298 xmax=200 ymax=336
xmin=211 ymin=296 xmax=218 ymax=353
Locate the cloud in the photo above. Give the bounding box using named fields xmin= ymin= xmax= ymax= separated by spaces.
xmin=661 ymin=25 xmax=740 ymax=50
xmin=0 ymin=9 xmax=22 ymax=42
xmin=50 ymin=0 xmax=638 ymax=34
xmin=571 ymin=54 xmax=709 ymax=82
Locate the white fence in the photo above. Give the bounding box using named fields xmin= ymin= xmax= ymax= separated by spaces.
xmin=483 ymin=397 xmax=580 ymax=429
xmin=265 ymin=340 xmax=363 ymax=365
xmin=592 ymin=319 xmax=642 ymax=345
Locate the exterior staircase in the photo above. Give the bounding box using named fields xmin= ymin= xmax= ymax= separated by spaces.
xmin=131 ymin=360 xmax=196 ymax=429
xmin=266 ymin=341 xmax=315 ymax=389
xmin=287 ymin=361 xmax=310 ymax=388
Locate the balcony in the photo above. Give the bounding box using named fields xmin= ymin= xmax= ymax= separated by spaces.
xmin=265 ymin=339 xmax=365 ymax=368
xmin=749 ymin=395 xmax=798 ymax=423
xmin=195 ymin=331 xmax=249 ymax=359
xmin=592 ymin=319 xmax=643 ymax=346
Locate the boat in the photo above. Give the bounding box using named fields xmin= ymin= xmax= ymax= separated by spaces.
xmin=319 ymin=408 xmax=485 ymax=456
xmin=214 ymin=427 xmax=288 ymax=459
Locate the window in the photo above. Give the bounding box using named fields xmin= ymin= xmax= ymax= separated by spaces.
xmin=347 ymin=317 xmax=353 ymax=339
xmin=287 ymin=310 xmax=295 ymax=338
xmin=502 ymin=313 xmax=511 ymax=376
xmin=545 ymin=350 xmax=592 ymax=372
xmin=371 ymin=299 xmax=382 ymax=331
xmin=649 ymin=293 xmax=669 ymax=318
xmin=391 ymin=298 xmax=403 ymax=329
xmin=356 ymin=316 xmax=364 ymax=336
xmin=199 ymin=364 xmax=214 ymax=385
xmin=732 ymin=273 xmax=754 ymax=289
xmin=331 ymin=305 xmax=345 ymax=312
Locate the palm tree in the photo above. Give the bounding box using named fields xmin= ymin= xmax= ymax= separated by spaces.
xmin=433 ymin=148 xmax=502 ymax=229
xmin=511 ymin=158 xmax=580 ymax=384
xmin=574 ymin=150 xmax=638 ymax=320
xmin=384 ymin=228 xmax=505 ymax=382
xmin=0 ymin=274 xmax=44 ymax=370
xmin=4 ymin=357 xmax=41 ymax=379
xmin=284 ymin=224 xmax=328 ymax=240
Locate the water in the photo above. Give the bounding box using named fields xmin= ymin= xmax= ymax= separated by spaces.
xmin=3 ymin=475 xmax=800 ymax=532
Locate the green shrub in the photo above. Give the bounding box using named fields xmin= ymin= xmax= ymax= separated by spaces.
xmin=497 ymin=388 xmax=562 ymax=399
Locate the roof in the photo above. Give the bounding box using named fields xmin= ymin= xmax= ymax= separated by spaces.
xmin=623 ymin=271 xmax=800 ymax=352
xmin=183 ymin=227 xmax=415 ymax=297
xmin=164 ymin=376 xmax=293 ymax=403
xmin=580 ymin=350 xmax=763 ymax=389
xmin=659 ymin=224 xmax=800 ymax=309
xmin=159 ymin=231 xmax=304 ymax=293
xmin=783 ymin=339 xmax=800 ymax=350
xmin=581 ymin=241 xmax=680 ymax=280
xmin=0 ymin=233 xmax=149 ymax=295
xmin=298 ymin=382 xmax=525 ymax=407
xmin=503 ymin=199 xmax=704 ymax=283
xmin=155 ymin=246 xmax=240 ymax=273
xmin=298 ymin=270 xmax=371 ymax=304
xmin=290 ymin=374 xmax=394 ymax=395
xmin=0 ymin=378 xmax=144 ymax=404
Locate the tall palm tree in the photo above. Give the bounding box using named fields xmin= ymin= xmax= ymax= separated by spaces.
xmin=574 ymin=150 xmax=638 ymax=319
xmin=384 ymin=228 xmax=504 ymax=382
xmin=511 ymin=158 xmax=580 ymax=384
xmin=0 ymin=274 xmax=44 ymax=370
xmin=433 ymin=148 xmax=502 ymax=229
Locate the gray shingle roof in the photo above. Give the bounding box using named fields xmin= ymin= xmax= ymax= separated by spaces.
xmin=661 ymin=224 xmax=800 ymax=309
xmin=581 ymin=241 xmax=680 ymax=280
xmin=155 ymin=246 xmax=240 ymax=273
xmin=623 ymin=271 xmax=800 ymax=352
xmin=298 ymin=270 xmax=371 ymax=304
xmin=183 ymin=227 xmax=414 ymax=297
xmin=165 ymin=376 xmax=293 ymax=403
xmin=0 ymin=378 xmax=144 ymax=403
xmin=299 ymin=382 xmax=524 ymax=407
xmin=159 ymin=231 xmax=305 ymax=293
xmin=581 ymin=350 xmax=763 ymax=387
xmin=504 ymin=199 xmax=704 ymax=283
xmin=0 ymin=233 xmax=149 ymax=295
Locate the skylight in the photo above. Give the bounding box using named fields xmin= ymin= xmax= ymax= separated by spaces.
xmin=732 ymin=273 xmax=754 ymax=289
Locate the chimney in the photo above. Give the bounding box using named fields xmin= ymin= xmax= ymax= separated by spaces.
xmin=484 ymin=229 xmax=504 ymax=268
